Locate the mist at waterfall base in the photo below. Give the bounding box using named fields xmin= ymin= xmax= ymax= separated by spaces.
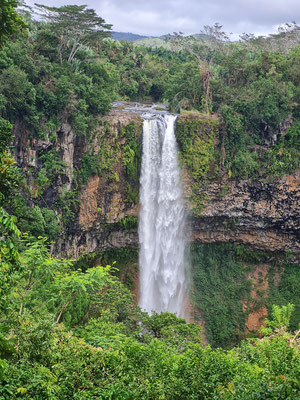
xmin=138 ymin=113 xmax=188 ymax=319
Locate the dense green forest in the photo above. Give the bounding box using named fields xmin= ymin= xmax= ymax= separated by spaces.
xmin=0 ymin=2 xmax=299 ymax=398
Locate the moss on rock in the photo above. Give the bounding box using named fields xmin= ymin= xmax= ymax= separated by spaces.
xmin=176 ymin=114 xmax=221 ymax=215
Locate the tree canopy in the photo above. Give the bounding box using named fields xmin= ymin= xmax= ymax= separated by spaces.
xmin=0 ymin=0 xmax=26 ymax=47
xmin=34 ymin=3 xmax=112 ymax=62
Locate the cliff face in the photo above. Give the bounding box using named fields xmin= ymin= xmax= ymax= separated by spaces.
xmin=14 ymin=107 xmax=299 ymax=257
xmin=13 ymin=106 xmax=299 ymax=344
xmin=55 ymin=110 xmax=143 ymax=257
xmin=14 ymin=107 xmax=143 ymax=257
xmin=176 ymin=114 xmax=299 ymax=259
xmin=190 ymin=171 xmax=299 ymax=255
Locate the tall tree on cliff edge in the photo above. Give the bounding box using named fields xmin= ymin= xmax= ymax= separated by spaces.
xmin=34 ymin=4 xmax=112 ymax=63
xmin=0 ymin=0 xmax=26 ymax=47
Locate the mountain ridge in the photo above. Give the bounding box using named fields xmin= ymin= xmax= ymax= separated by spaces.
xmin=111 ymin=31 xmax=157 ymax=41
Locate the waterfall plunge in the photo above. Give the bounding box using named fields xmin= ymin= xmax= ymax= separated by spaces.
xmin=138 ymin=113 xmax=187 ymax=318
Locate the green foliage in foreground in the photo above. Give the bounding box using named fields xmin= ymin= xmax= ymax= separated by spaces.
xmin=0 ymin=216 xmax=299 ymax=399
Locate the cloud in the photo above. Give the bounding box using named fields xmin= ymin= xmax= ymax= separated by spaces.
xmin=26 ymin=0 xmax=300 ymax=37
xmin=96 ymin=0 xmax=300 ymax=36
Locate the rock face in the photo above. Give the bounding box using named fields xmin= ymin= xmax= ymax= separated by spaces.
xmin=58 ymin=123 xmax=75 ymax=192
xmin=13 ymin=107 xmax=299 ymax=258
xmin=191 ymin=171 xmax=300 ymax=256
xmin=56 ymin=223 xmax=139 ymax=259
xmin=13 ymin=105 xmax=299 ymax=343
xmin=13 ymin=106 xmax=143 ymax=258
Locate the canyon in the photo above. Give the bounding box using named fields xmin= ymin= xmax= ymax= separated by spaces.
xmin=13 ymin=103 xmax=300 ymax=343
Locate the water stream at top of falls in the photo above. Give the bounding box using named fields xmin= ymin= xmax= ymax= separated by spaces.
xmin=138 ymin=113 xmax=187 ymax=318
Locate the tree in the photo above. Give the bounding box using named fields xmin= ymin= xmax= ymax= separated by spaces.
xmin=0 ymin=118 xmax=21 ymax=205
xmin=165 ymin=23 xmax=230 ymax=113
xmin=239 ymin=22 xmax=300 ymax=53
xmin=34 ymin=4 xmax=112 ymax=63
xmin=0 ymin=0 xmax=26 ymax=47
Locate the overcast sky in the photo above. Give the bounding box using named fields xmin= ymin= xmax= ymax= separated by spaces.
xmin=26 ymin=0 xmax=300 ymax=38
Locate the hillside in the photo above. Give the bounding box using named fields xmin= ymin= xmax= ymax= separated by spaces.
xmin=111 ymin=31 xmax=153 ymax=41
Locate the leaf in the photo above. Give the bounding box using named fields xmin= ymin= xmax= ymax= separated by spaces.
xmin=16 ymin=387 xmax=27 ymax=394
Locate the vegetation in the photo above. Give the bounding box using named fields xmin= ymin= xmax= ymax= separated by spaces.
xmin=117 ymin=215 xmax=138 ymax=230
xmin=0 ymin=118 xmax=20 ymax=205
xmin=176 ymin=115 xmax=220 ymax=213
xmin=121 ymin=122 xmax=142 ymax=204
xmin=191 ymin=243 xmax=300 ymax=347
xmin=0 ymin=223 xmax=299 ymax=399
xmin=0 ymin=0 xmax=26 ymax=47
xmin=73 ymin=247 xmax=138 ymax=289
xmin=164 ymin=28 xmax=300 ymax=180
xmin=35 ymin=4 xmax=112 ymax=63
xmin=0 ymin=3 xmax=299 ymax=398
xmin=191 ymin=243 xmax=251 ymax=347
xmin=12 ymin=196 xmax=61 ymax=241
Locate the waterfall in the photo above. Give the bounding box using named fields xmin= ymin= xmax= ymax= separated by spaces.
xmin=138 ymin=113 xmax=187 ymax=318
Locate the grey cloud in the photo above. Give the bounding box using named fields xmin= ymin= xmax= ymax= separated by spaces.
xmin=26 ymin=0 xmax=300 ymax=37
xmin=98 ymin=0 xmax=300 ymax=36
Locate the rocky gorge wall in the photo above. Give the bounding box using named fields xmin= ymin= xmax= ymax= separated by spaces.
xmin=13 ymin=105 xmax=299 ymax=346
xmin=175 ymin=113 xmax=299 ymax=345
xmin=175 ymin=113 xmax=299 ymax=258
xmin=14 ymin=106 xmax=299 ymax=258
xmin=13 ymin=106 xmax=143 ymax=257
xmin=191 ymin=171 xmax=299 ymax=255
xmin=55 ymin=109 xmax=143 ymax=258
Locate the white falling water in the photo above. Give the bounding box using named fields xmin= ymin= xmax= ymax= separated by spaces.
xmin=138 ymin=113 xmax=187 ymax=318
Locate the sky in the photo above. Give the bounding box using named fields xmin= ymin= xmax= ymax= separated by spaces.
xmin=25 ymin=0 xmax=300 ymax=38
